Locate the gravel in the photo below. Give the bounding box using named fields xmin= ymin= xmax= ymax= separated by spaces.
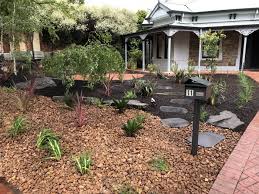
xmin=0 ymin=89 xmax=241 ymax=194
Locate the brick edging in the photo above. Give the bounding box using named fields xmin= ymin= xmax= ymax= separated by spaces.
xmin=209 ymin=112 xmax=259 ymax=194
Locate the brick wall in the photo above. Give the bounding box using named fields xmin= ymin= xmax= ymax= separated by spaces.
xmin=189 ymin=31 xmax=240 ymax=66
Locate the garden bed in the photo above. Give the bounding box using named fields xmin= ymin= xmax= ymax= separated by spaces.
xmin=0 ymin=88 xmax=241 ymax=193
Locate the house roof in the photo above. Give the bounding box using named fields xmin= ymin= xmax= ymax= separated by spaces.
xmin=156 ymin=0 xmax=259 ymax=13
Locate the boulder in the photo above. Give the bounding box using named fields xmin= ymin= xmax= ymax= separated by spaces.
xmin=16 ymin=77 xmax=56 ymax=90
xmin=187 ymin=132 xmax=225 ymax=148
xmin=83 ymin=97 xmax=102 ymax=105
xmin=161 ymin=118 xmax=190 ymax=128
xmin=160 ymin=106 xmax=188 ymax=114
xmin=207 ymin=111 xmax=244 ymax=130
xmin=127 ymin=100 xmax=148 ymax=108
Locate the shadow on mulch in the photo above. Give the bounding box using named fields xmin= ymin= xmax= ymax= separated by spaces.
xmin=0 ymin=177 xmax=21 ymax=194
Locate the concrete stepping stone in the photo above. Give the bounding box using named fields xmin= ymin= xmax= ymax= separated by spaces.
xmin=157 ymin=85 xmax=173 ymax=90
xmin=160 ymin=106 xmax=188 ymax=114
xmin=207 ymin=111 xmax=244 ymax=130
xmin=155 ymin=92 xmax=183 ymax=96
xmin=170 ymin=99 xmax=192 ymax=105
xmin=161 ymin=118 xmax=190 ymax=128
xmin=127 ymin=100 xmax=148 ymax=108
xmin=187 ymin=132 xmax=225 ymax=148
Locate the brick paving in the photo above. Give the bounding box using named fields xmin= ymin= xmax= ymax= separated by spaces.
xmin=245 ymin=70 xmax=259 ymax=83
xmin=209 ymin=112 xmax=259 ymax=194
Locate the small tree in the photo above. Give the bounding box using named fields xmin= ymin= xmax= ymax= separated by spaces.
xmin=86 ymin=42 xmax=123 ymax=96
xmin=200 ymin=30 xmax=226 ymax=80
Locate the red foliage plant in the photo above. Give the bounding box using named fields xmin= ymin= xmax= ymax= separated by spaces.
xmin=75 ymin=91 xmax=85 ymax=127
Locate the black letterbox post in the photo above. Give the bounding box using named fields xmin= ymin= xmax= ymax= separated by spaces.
xmin=184 ymin=77 xmax=212 ymax=156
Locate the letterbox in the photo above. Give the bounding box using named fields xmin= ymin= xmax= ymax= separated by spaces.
xmin=184 ymin=77 xmax=212 ymax=101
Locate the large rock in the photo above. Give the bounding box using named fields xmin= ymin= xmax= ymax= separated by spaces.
xmin=83 ymin=97 xmax=102 ymax=105
xmin=16 ymin=77 xmax=56 ymax=90
xmin=160 ymin=106 xmax=188 ymax=114
xmin=127 ymin=100 xmax=148 ymax=108
xmin=187 ymin=132 xmax=225 ymax=148
xmin=161 ymin=118 xmax=190 ymax=128
xmin=207 ymin=111 xmax=244 ymax=130
xmin=170 ymin=99 xmax=192 ymax=106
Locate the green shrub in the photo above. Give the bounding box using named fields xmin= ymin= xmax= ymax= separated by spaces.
xmin=134 ymin=79 xmax=156 ymax=97
xmin=210 ymin=80 xmax=227 ymax=106
xmin=122 ymin=115 xmax=145 ymax=137
xmin=237 ymin=73 xmax=255 ymax=108
xmin=147 ymin=64 xmax=158 ymax=74
xmin=1 ymin=86 xmax=17 ymax=93
xmin=73 ymin=152 xmax=92 ymax=175
xmin=36 ymin=129 xmax=61 ymax=160
xmin=123 ymin=90 xmax=137 ymax=100
xmin=186 ymin=59 xmax=196 ymax=78
xmin=8 ymin=116 xmax=27 ymax=137
xmin=171 ymin=63 xmax=186 ymax=83
xmin=113 ymin=98 xmax=129 ymax=113
xmin=200 ymin=106 xmax=209 ymax=122
xmin=149 ymin=157 xmax=169 ymax=172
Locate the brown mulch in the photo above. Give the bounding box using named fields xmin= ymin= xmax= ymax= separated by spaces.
xmin=0 ymin=89 xmax=241 ymax=194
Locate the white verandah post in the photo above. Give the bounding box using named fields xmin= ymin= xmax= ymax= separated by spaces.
xmin=124 ymin=38 xmax=128 ymax=70
xmin=241 ymin=35 xmax=248 ymax=71
xmin=198 ymin=29 xmax=203 ymax=75
xmin=140 ymin=34 xmax=148 ymax=72
xmin=167 ymin=36 xmax=172 ymax=72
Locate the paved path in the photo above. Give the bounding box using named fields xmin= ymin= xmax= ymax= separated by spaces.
xmin=245 ymin=70 xmax=259 ymax=83
xmin=209 ymin=112 xmax=259 ymax=194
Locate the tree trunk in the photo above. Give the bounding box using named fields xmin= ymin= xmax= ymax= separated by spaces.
xmin=12 ymin=1 xmax=17 ymax=75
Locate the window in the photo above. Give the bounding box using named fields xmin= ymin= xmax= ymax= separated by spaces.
xmin=192 ymin=16 xmax=198 ymax=22
xmin=202 ymin=40 xmax=223 ymax=60
xmin=175 ymin=15 xmax=182 ymax=22
xmin=229 ymin=13 xmax=237 ymax=20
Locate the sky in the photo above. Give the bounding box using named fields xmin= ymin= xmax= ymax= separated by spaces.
xmin=86 ymin=0 xmax=159 ymax=11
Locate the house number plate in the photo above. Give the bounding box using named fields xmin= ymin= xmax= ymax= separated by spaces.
xmin=186 ymin=89 xmax=194 ymax=97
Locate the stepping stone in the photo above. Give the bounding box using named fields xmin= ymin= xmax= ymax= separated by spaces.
xmin=160 ymin=106 xmax=188 ymax=114
xmin=157 ymin=85 xmax=173 ymax=90
xmin=16 ymin=77 xmax=56 ymax=90
xmin=155 ymin=92 xmax=183 ymax=96
xmin=187 ymin=132 xmax=225 ymax=148
xmin=207 ymin=111 xmax=244 ymax=130
xmin=128 ymin=100 xmax=148 ymax=108
xmin=170 ymin=99 xmax=192 ymax=105
xmin=161 ymin=118 xmax=190 ymax=128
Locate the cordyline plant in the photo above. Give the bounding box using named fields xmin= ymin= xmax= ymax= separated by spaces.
xmin=200 ymin=30 xmax=226 ymax=80
xmin=75 ymin=91 xmax=85 ymax=127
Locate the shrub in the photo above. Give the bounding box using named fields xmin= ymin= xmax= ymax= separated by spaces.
xmin=186 ymin=59 xmax=196 ymax=78
xmin=171 ymin=63 xmax=186 ymax=83
xmin=113 ymin=98 xmax=129 ymax=113
xmin=200 ymin=106 xmax=209 ymax=122
xmin=134 ymin=79 xmax=156 ymax=97
xmin=237 ymin=72 xmax=255 ymax=108
xmin=36 ymin=129 xmax=61 ymax=160
xmin=147 ymin=64 xmax=158 ymax=74
xmin=64 ymin=91 xmax=74 ymax=108
xmin=123 ymin=90 xmax=137 ymax=100
xmin=8 ymin=116 xmax=27 ymax=137
xmin=73 ymin=152 xmax=92 ymax=175
xmin=75 ymin=91 xmax=85 ymax=127
xmin=209 ymin=80 xmax=227 ymax=106
xmin=1 ymin=86 xmax=17 ymax=93
xmin=149 ymin=157 xmax=169 ymax=172
xmin=122 ymin=115 xmax=145 ymax=137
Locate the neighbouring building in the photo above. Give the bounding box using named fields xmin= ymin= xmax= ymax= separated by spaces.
xmin=124 ymin=0 xmax=259 ymax=72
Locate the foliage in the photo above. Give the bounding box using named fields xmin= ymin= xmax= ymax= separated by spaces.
xmin=75 ymin=91 xmax=85 ymax=127
xmin=73 ymin=152 xmax=92 ymax=175
xmin=237 ymin=72 xmax=255 ymax=108
xmin=147 ymin=64 xmax=158 ymax=74
xmin=117 ymin=184 xmax=138 ymax=194
xmin=200 ymin=106 xmax=209 ymax=122
xmin=64 ymin=91 xmax=74 ymax=108
xmin=186 ymin=59 xmax=196 ymax=78
xmin=113 ymin=98 xmax=129 ymax=113
xmin=36 ymin=128 xmax=61 ymax=160
xmin=149 ymin=157 xmax=169 ymax=172
xmin=1 ymin=86 xmax=16 ymax=93
xmin=200 ymin=30 xmax=226 ymax=79
xmin=128 ymin=48 xmax=142 ymax=70
xmin=86 ymin=42 xmax=124 ymax=96
xmin=210 ymin=80 xmax=227 ymax=106
xmin=134 ymin=79 xmax=156 ymax=97
xmin=15 ymin=83 xmax=35 ymax=112
xmin=43 ymin=45 xmax=91 ymax=93
xmin=122 ymin=115 xmax=145 ymax=137
xmin=8 ymin=116 xmax=27 ymax=137
xmin=123 ymin=90 xmax=137 ymax=100
xmin=136 ymin=10 xmax=148 ymax=31
xmin=171 ymin=63 xmax=186 ymax=83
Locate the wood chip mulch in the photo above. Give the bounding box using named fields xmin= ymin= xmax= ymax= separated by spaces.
xmin=0 ymin=89 xmax=241 ymax=194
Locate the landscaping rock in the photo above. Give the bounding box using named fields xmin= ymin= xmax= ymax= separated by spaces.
xmin=16 ymin=77 xmax=56 ymax=90
xmin=157 ymin=85 xmax=173 ymax=90
xmin=52 ymin=96 xmax=64 ymax=102
xmin=170 ymin=99 xmax=192 ymax=106
xmin=127 ymin=100 xmax=148 ymax=108
xmin=160 ymin=106 xmax=188 ymax=114
xmin=83 ymin=97 xmax=102 ymax=105
xmin=207 ymin=111 xmax=244 ymax=130
xmin=187 ymin=132 xmax=225 ymax=148
xmin=161 ymin=118 xmax=190 ymax=128
xmin=155 ymin=92 xmax=183 ymax=96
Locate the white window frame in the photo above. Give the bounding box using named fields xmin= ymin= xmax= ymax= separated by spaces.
xmin=201 ymin=40 xmax=223 ymax=61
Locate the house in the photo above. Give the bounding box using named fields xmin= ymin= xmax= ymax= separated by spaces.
xmin=124 ymin=0 xmax=259 ymax=72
